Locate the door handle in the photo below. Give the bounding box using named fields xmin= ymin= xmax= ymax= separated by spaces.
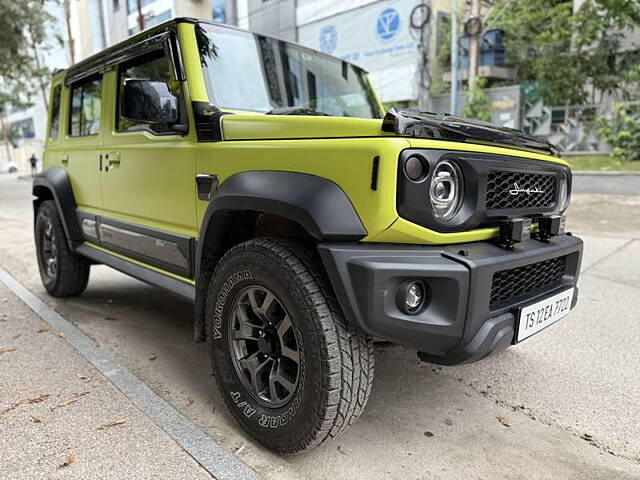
xmin=105 ymin=151 xmax=121 ymax=170
xmin=61 ymin=153 xmax=69 ymax=166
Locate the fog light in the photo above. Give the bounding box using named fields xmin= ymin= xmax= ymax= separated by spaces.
xmin=397 ymin=281 xmax=428 ymax=314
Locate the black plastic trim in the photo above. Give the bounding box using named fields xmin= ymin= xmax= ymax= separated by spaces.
xmin=195 ymin=171 xmax=367 ymax=276
xmin=397 ymin=149 xmax=572 ymax=233
xmin=75 ymin=244 xmax=195 ymax=302
xmin=319 ymin=234 xmax=583 ymax=365
xmin=382 ymin=108 xmax=560 ymax=157
xmin=192 ymin=101 xmax=231 ymax=141
xmin=370 ymin=156 xmax=380 ymax=191
xmin=65 ymin=27 xmax=182 ymax=85
xmin=196 ymin=174 xmax=219 ymax=201
xmin=76 ymin=213 xmax=194 ymax=278
xmin=32 ymin=167 xmax=83 ymax=248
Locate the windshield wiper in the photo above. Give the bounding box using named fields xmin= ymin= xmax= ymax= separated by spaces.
xmin=265 ymin=107 xmax=330 ymax=116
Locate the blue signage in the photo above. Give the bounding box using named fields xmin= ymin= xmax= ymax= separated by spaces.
xmin=319 ymin=25 xmax=337 ymax=54
xmin=375 ymin=8 xmax=401 ymax=42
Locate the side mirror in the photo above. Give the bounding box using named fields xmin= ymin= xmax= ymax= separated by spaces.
xmin=121 ymin=79 xmax=178 ymax=124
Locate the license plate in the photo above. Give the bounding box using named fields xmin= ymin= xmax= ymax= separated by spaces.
xmin=516 ymin=287 xmax=574 ymax=343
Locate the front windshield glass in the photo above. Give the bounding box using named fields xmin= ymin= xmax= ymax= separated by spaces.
xmin=196 ymin=24 xmax=382 ymax=119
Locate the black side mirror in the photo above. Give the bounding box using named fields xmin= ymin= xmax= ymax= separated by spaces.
xmin=121 ymin=79 xmax=178 ymax=124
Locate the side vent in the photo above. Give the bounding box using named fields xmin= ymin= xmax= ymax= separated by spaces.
xmin=191 ymin=101 xmax=231 ymax=142
xmin=370 ymin=156 xmax=380 ymax=191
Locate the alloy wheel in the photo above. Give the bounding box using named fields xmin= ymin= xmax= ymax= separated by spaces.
xmin=228 ymin=285 xmax=301 ymax=408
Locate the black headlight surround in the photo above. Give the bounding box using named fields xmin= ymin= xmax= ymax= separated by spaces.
xmin=396 ymin=149 xmax=572 ymax=233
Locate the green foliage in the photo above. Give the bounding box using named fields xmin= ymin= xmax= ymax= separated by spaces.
xmin=461 ymin=78 xmax=491 ymax=122
xmin=486 ymin=0 xmax=640 ymax=105
xmin=0 ymin=0 xmax=55 ymax=110
xmin=436 ymin=13 xmax=452 ymax=71
xmin=597 ymin=103 xmax=640 ymax=162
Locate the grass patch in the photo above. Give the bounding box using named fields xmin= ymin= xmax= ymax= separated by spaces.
xmin=564 ymin=154 xmax=640 ymax=172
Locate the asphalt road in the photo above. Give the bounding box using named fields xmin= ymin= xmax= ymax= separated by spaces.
xmin=1 ymin=173 xmax=639 ymax=479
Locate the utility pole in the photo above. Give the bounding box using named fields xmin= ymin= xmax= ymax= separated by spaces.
xmin=450 ymin=0 xmax=459 ymax=115
xmin=136 ymin=0 xmax=145 ymax=32
xmin=468 ymin=0 xmax=481 ymax=89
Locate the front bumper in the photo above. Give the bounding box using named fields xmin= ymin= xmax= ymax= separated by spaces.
xmin=318 ymin=234 xmax=583 ymax=365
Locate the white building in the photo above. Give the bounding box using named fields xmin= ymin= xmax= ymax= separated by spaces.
xmin=241 ymin=0 xmax=450 ymax=106
xmin=1 ymin=1 xmax=70 ymax=172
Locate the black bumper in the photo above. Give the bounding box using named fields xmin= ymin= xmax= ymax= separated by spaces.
xmin=318 ymin=234 xmax=583 ymax=365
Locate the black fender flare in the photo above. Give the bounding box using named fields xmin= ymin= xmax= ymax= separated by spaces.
xmin=194 ymin=170 xmax=367 ymax=277
xmin=32 ymin=167 xmax=82 ymax=248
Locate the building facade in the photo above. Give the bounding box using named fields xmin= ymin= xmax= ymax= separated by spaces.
xmin=0 ymin=1 xmax=70 ymax=171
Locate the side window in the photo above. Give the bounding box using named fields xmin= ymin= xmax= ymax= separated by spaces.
xmin=49 ymin=85 xmax=62 ymax=140
xmin=118 ymin=50 xmax=175 ymax=134
xmin=69 ymin=76 xmax=102 ymax=137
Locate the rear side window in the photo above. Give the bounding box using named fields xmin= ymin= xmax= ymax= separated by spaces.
xmin=118 ymin=50 xmax=175 ymax=134
xmin=49 ymin=85 xmax=62 ymax=140
xmin=69 ymin=76 xmax=102 ymax=137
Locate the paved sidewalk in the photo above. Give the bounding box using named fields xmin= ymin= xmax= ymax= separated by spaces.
xmin=0 ymin=282 xmax=212 ymax=480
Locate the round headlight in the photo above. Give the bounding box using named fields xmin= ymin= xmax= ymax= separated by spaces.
xmin=429 ymin=160 xmax=463 ymax=222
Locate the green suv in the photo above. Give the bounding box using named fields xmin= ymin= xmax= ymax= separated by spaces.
xmin=34 ymin=18 xmax=583 ymax=454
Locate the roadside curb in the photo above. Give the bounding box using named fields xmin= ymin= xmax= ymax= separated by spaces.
xmin=573 ymin=171 xmax=640 ymax=176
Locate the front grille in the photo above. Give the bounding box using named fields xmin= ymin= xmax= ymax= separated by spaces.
xmin=490 ymin=255 xmax=567 ymax=308
xmin=486 ymin=171 xmax=556 ymax=210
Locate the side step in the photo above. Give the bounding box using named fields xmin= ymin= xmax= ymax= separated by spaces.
xmin=75 ymin=243 xmax=196 ymax=302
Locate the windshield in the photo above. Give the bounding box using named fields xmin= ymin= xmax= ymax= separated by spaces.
xmin=196 ymin=24 xmax=382 ymax=119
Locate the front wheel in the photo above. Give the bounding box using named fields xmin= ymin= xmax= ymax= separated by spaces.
xmin=206 ymin=238 xmax=374 ymax=455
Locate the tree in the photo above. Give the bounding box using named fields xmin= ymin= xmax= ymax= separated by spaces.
xmin=461 ymin=77 xmax=491 ymax=122
xmin=0 ymin=0 xmax=54 ymax=160
xmin=487 ymin=0 xmax=640 ymax=105
xmin=597 ymin=103 xmax=640 ymax=162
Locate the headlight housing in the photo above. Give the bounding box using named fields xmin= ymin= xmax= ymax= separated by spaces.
xmin=429 ymin=160 xmax=463 ymax=222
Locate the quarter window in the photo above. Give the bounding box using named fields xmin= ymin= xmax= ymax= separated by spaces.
xmin=118 ymin=50 xmax=176 ymax=134
xmin=49 ymin=85 xmax=62 ymax=140
xmin=70 ymin=76 xmax=102 ymax=136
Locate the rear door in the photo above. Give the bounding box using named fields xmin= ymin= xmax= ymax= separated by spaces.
xmin=63 ymin=74 xmax=104 ymax=212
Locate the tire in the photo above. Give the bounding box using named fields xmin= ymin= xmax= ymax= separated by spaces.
xmin=35 ymin=200 xmax=90 ymax=297
xmin=206 ymin=237 xmax=374 ymax=455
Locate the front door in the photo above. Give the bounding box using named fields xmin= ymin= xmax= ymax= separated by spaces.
xmin=99 ymin=47 xmax=197 ymax=277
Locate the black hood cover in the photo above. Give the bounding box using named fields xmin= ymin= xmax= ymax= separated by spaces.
xmin=382 ymin=108 xmax=559 ymax=157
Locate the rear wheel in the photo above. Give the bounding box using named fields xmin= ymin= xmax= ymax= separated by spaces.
xmin=35 ymin=200 xmax=90 ymax=297
xmin=206 ymin=238 xmax=374 ymax=455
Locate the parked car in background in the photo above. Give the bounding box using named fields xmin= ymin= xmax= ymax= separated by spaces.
xmin=0 ymin=161 xmax=18 ymax=173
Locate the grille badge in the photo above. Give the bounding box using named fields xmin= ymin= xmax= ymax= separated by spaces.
xmin=508 ymin=182 xmax=544 ymax=196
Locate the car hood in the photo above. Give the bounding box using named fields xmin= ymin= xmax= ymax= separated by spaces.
xmin=219 ymin=109 xmax=560 ymax=159
xmin=220 ymin=114 xmax=392 ymax=141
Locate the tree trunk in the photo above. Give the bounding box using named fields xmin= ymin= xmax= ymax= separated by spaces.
xmin=63 ymin=0 xmax=75 ymax=64
xmin=32 ymin=44 xmax=49 ymax=113
xmin=0 ymin=112 xmax=13 ymax=164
